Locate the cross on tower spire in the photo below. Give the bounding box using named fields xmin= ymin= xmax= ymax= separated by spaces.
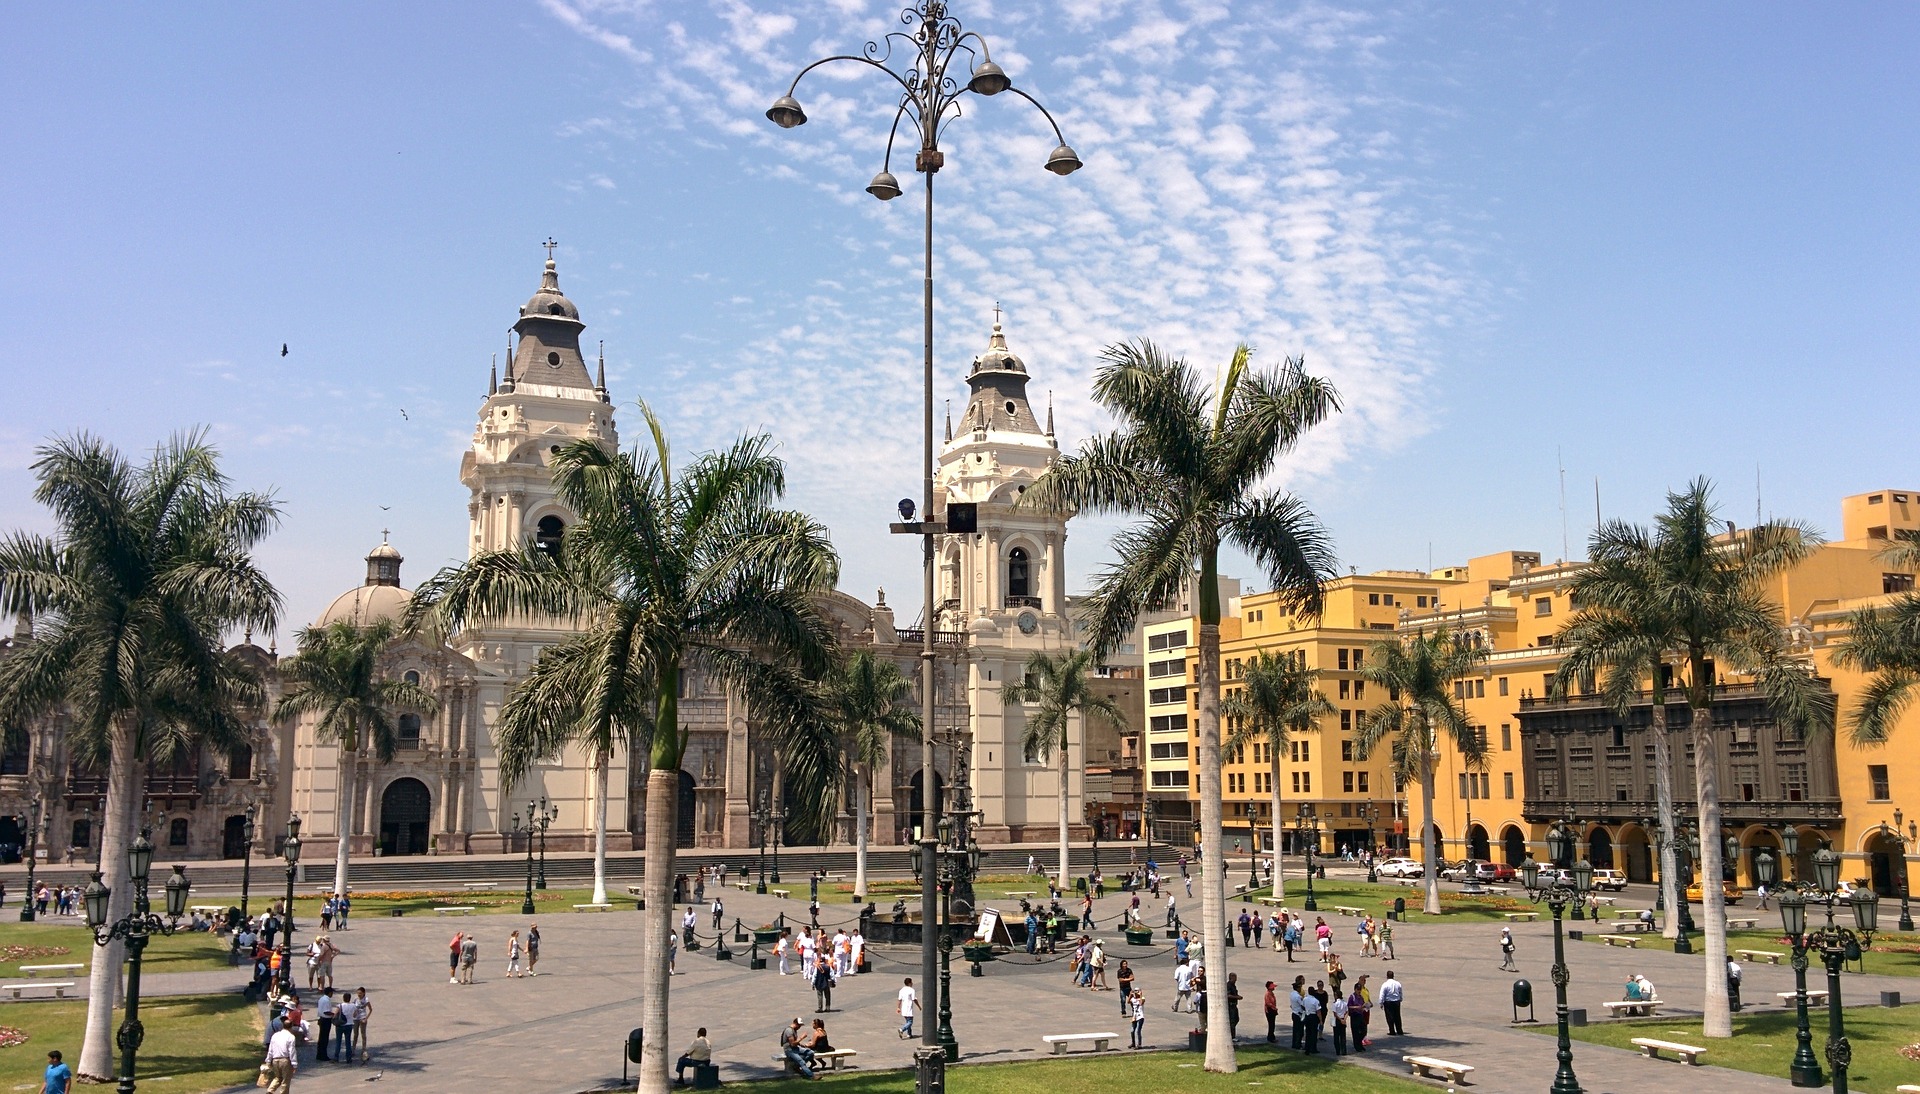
xmin=993 ymin=301 xmax=1001 ymax=326
xmin=543 ymin=237 xmax=559 ymax=261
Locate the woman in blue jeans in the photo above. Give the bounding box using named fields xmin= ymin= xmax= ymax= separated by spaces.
xmin=1128 ymin=990 xmax=1146 ymax=1048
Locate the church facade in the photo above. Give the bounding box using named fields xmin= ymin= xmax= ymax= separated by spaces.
xmin=270 ymin=257 xmax=1088 ymax=856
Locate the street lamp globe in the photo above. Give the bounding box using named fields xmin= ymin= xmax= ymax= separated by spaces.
xmin=128 ymin=828 xmax=154 ymax=884
xmin=165 ymin=865 xmax=190 ymax=918
xmin=1044 ymin=144 xmax=1083 ymax=176
xmin=1850 ymin=887 xmax=1880 ymax=933
xmin=1753 ymin=847 xmax=1778 ymax=888
xmin=866 ymin=171 xmax=904 ymax=201
xmin=1812 ymin=846 xmax=1841 ymax=894
xmin=966 ymin=60 xmax=1010 ymax=96
xmin=765 ymin=95 xmax=808 ymax=129
xmin=1572 ymin=859 xmax=1594 ymax=894
xmin=84 ymin=872 xmax=110 ymax=930
xmin=1782 ymin=824 xmax=1800 ymax=859
xmin=1521 ymin=855 xmax=1540 ymax=891
xmin=1546 ymin=822 xmax=1572 ymax=868
xmin=1779 ymin=889 xmax=1807 ymax=937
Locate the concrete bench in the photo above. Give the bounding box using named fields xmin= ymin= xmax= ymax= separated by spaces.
xmin=1779 ymin=989 xmax=1829 ymax=1006
xmin=1005 ymin=891 xmax=1037 ymax=899
xmin=770 ymin=890 xmax=790 ymax=899
xmin=433 ymin=906 xmax=477 ymax=916
xmin=1735 ymin=949 xmax=1785 ymax=965
xmin=1725 ymin=917 xmax=1758 ymax=930
xmin=1611 ymin=920 xmax=1652 ymax=933
xmin=1590 ymin=895 xmax=1616 ymax=906
xmin=733 ymin=880 xmax=750 ymax=891
xmin=1504 ymin=912 xmax=1540 ymax=922
xmin=1257 ymin=896 xmax=1285 ymax=907
xmin=1602 ymin=935 xmax=1639 ymax=948
xmin=1403 ymin=1055 xmax=1474 ymax=1083
xmin=1894 ymin=1086 xmax=1920 ymax=1094
xmin=18 ymin=964 xmax=84 ymax=978
xmin=462 ymin=882 xmax=500 ymax=890
xmin=4 ymin=981 xmax=74 ymax=1000
xmin=1631 ymin=1037 xmax=1706 ymax=1065
xmin=1603 ymin=999 xmax=1662 ymax=1017
xmin=1042 ymin=1032 xmax=1117 ymax=1055
xmin=574 ymin=904 xmax=615 ymax=912
xmin=813 ymin=1049 xmax=859 ymax=1070
xmin=1333 ymin=905 xmax=1365 ymax=917
xmin=189 ymin=905 xmax=227 ymax=916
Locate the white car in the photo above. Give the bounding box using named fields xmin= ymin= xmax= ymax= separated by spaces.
xmin=1376 ymin=857 xmax=1424 ymax=879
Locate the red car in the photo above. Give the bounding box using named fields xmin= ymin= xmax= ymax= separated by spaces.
xmin=1482 ymin=861 xmax=1517 ymax=882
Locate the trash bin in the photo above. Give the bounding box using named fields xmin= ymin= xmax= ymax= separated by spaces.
xmin=1512 ymin=979 xmax=1533 ymax=1009
xmin=627 ymin=1028 xmax=645 ymax=1065
xmin=1076 ymin=877 xmax=1087 ymax=894
xmin=1392 ymin=897 xmax=1406 ymax=921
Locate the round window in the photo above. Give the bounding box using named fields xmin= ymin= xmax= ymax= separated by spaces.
xmin=1005 ymin=401 xmax=1017 ymax=415
xmin=547 ymin=351 xmax=561 ymax=368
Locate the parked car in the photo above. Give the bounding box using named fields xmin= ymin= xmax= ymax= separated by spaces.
xmin=1376 ymin=857 xmax=1424 ymax=879
xmin=1483 ymin=861 xmax=1518 ymax=882
xmin=1590 ymin=869 xmax=1629 ymax=892
xmin=1438 ymin=859 xmax=1481 ymax=881
xmin=1686 ymin=880 xmax=1745 ymax=905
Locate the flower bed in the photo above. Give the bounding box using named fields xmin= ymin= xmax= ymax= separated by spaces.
xmin=0 ymin=945 xmax=72 ymax=963
xmin=0 ymin=1026 xmax=26 ymax=1049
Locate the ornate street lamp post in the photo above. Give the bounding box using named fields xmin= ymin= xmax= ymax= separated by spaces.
xmin=753 ymin=791 xmax=770 ymax=896
xmin=770 ymin=802 xmax=785 ymax=886
xmin=278 ymin=816 xmax=300 ymax=995
xmin=83 ymin=830 xmax=190 ymax=1094
xmin=19 ymin=795 xmax=45 ymax=922
xmin=535 ymin=795 xmax=556 ymax=891
xmin=1363 ymin=803 xmax=1381 ymax=884
xmin=1754 ymin=828 xmax=1822 ymax=1087
xmin=1564 ymin=808 xmax=1586 ymax=922
xmin=238 ymin=804 xmax=257 ymax=920
xmin=1297 ymin=804 xmax=1319 ymax=912
xmin=512 ymin=811 xmax=536 ymax=916
xmin=914 ymin=815 xmax=982 ymax=1062
xmin=1521 ymin=817 xmax=1593 ymax=1094
xmin=767 ymin=12 xmax=1078 ymax=1090
xmin=1893 ymin=810 xmax=1914 ymax=934
xmin=1760 ymin=839 xmax=1878 ymax=1094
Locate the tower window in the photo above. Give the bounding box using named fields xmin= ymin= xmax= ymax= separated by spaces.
xmin=548 ymin=303 xmax=565 ymax=315
xmin=1005 ymin=401 xmax=1016 ymax=416
xmin=397 ymin=713 xmax=422 ymax=750
xmin=535 ymin=515 xmax=565 ymax=560
xmin=1007 ymin=547 xmax=1031 ymax=599
xmin=546 ymin=351 xmax=561 ymax=368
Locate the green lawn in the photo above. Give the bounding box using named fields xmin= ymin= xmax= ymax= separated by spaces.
xmin=1536 ymin=1007 xmax=1920 ymax=1091
xmin=0 ymin=921 xmax=232 ymax=976
xmin=0 ymin=994 xmax=260 ymax=1094
xmin=1574 ymin=925 xmax=1920 ymax=977
xmin=1230 ymin=879 xmax=1537 ymax=922
xmin=284 ymin=887 xmax=622 ymax=918
xmin=745 ymin=1043 xmax=1422 ymax=1094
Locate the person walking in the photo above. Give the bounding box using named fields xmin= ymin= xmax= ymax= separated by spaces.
xmin=263 ymin=1023 xmax=298 ymax=1093
xmin=458 ymin=933 xmax=478 ymax=984
xmin=711 ymin=895 xmax=724 ymax=933
xmin=1347 ymin=975 xmax=1371 ymax=1051
xmin=896 ymin=977 xmax=918 ymax=1039
xmin=1379 ymin=970 xmax=1405 ymax=1035
xmin=41 ymin=1050 xmax=72 ymax=1094
xmin=1377 ymin=918 xmax=1395 ymax=960
xmin=1498 ymin=926 xmax=1516 ymax=971
xmin=448 ymin=932 xmax=463 ymax=984
xmin=1282 ymin=916 xmax=1299 ymax=962
xmin=507 ymin=930 xmax=523 ymax=978
xmin=775 ymin=929 xmax=791 ymax=976
xmin=527 ymin=923 xmax=540 ymax=976
xmin=1090 ymin=938 xmax=1108 ymax=990
xmin=1080 ymin=892 xmax=1095 ymax=931
xmin=812 ymin=954 xmax=835 ymax=1012
xmin=1116 ymin=960 xmax=1135 ymax=1014
xmin=1173 ymin=959 xmax=1195 ymax=1013
xmin=1128 ymin=989 xmax=1147 ymax=1048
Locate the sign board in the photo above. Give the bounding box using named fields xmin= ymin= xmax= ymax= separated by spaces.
xmin=974 ymin=908 xmax=1015 ymax=947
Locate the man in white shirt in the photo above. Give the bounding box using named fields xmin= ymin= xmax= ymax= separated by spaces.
xmin=1378 ymin=970 xmax=1406 ymax=1035
xmin=313 ymin=988 xmax=338 ymax=1062
xmin=1299 ymin=986 xmax=1323 ymax=1054
xmin=848 ymin=929 xmax=865 ymax=974
xmin=1288 ymin=975 xmax=1307 ymax=1049
xmin=264 ymin=1026 xmax=298 ymax=1093
xmin=1173 ymin=960 xmax=1195 ymax=1012
xmin=1330 ymin=992 xmax=1350 ymax=1055
xmin=897 ymin=977 xmax=918 ymax=1039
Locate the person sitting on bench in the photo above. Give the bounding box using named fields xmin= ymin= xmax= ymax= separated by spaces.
xmin=802 ymin=1019 xmax=832 ymax=1054
xmin=674 ymin=1028 xmax=712 ymax=1086
xmin=780 ymin=1019 xmax=815 ymax=1079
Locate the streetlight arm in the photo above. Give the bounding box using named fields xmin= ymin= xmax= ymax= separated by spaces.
xmin=779 ymin=54 xmax=919 ymax=104
xmin=1002 ymin=86 xmax=1072 ymax=145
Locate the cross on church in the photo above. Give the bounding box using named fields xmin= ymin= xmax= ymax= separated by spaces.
xmin=381 ymin=527 xmax=391 ymax=542
xmin=993 ymin=301 xmax=1001 ymax=325
xmin=543 ymin=237 xmax=559 ymax=260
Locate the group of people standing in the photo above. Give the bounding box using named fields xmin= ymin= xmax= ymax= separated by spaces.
xmin=446 ymin=925 xmax=540 ymax=983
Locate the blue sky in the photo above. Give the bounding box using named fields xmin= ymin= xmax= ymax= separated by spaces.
xmin=3 ymin=1 xmax=1917 ymax=644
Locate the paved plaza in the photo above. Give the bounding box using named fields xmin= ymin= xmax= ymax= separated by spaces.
xmin=99 ymin=873 xmax=1908 ymax=1094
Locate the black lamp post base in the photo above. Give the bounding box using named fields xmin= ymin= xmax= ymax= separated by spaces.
xmin=520 ymin=899 xmax=536 ymax=916
xmin=1790 ymin=1064 xmax=1825 ymax=1088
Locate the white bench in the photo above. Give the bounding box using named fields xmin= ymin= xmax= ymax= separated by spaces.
xmin=433 ymin=906 xmax=477 ymax=916
xmin=1333 ymin=905 xmax=1365 ymax=917
xmin=1779 ymin=989 xmax=1829 ymax=1006
xmin=1403 ymin=1055 xmax=1474 ymax=1083
xmin=1736 ymin=949 xmax=1785 ymax=964
xmin=18 ymin=964 xmax=84 ymax=978
xmin=574 ymin=904 xmax=614 ymax=912
xmin=189 ymin=905 xmax=227 ymax=916
xmin=1725 ymin=917 xmax=1757 ymax=929
xmin=733 ymin=880 xmax=751 ymax=891
xmin=1894 ymin=1086 xmax=1920 ymax=1094
xmin=770 ymin=890 xmax=790 ymax=899
xmin=462 ymin=882 xmax=500 ymax=890
xmin=4 ymin=981 xmax=74 ymax=1000
xmin=1042 ymin=1032 xmax=1117 ymax=1055
xmin=1611 ymin=920 xmax=1652 ymax=933
xmin=1504 ymin=912 xmax=1540 ymax=922
xmin=1590 ymin=895 xmax=1616 ymax=906
xmin=1603 ymin=935 xmax=1639 ymax=948
xmin=1005 ymin=891 xmax=1037 ymax=899
xmin=1602 ymin=999 xmax=1662 ymax=1017
xmin=1257 ymin=896 xmax=1285 ymax=907
xmin=1631 ymin=1037 xmax=1706 ymax=1065
xmin=813 ymin=1049 xmax=858 ymax=1071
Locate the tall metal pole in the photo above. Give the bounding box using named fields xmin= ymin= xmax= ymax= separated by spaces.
xmin=19 ymin=797 xmax=40 ymax=922
xmin=917 ymin=89 xmax=942 ymax=1077
xmin=1548 ymin=894 xmax=1581 ymax=1094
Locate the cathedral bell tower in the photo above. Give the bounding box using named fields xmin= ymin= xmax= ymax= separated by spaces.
xmin=936 ymin=317 xmax=1078 ymax=843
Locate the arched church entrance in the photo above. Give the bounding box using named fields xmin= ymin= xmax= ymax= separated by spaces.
xmin=379 ymin=778 xmax=431 ymax=856
xmin=1866 ymin=829 xmax=1902 ymax=897
xmin=223 ymin=814 xmax=250 ymax=860
xmin=677 ymin=770 xmax=697 ymax=849
xmin=1467 ymin=824 xmax=1490 ymax=861
xmin=1501 ymin=825 xmax=1527 ymax=866
xmin=1587 ymin=828 xmax=1615 ymax=870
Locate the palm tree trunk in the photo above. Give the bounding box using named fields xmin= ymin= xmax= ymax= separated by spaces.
xmin=592 ymin=751 xmax=610 ymax=907
xmin=854 ymin=765 xmax=869 ymax=903
xmin=78 ymin=720 xmax=139 ymax=1081
xmin=334 ymin=737 xmax=357 ymax=899
xmin=1420 ymin=761 xmax=1442 ymax=915
xmin=1269 ymin=752 xmax=1285 ymax=900
xmin=1057 ymin=738 xmax=1071 ymax=891
xmin=636 ymin=765 xmax=678 ymax=1094
xmin=1692 ymin=704 xmax=1732 ymax=1038
xmin=1650 ymin=695 xmax=1680 ymax=939
xmin=1196 ymin=618 xmax=1236 ymax=1073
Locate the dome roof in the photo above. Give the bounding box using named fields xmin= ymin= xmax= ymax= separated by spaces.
xmin=519 ymin=260 xmax=581 ymax=323
xmin=315 ymin=583 xmax=413 ymax=628
xmin=969 ymin=321 xmax=1026 ymax=376
xmin=368 ymin=541 xmax=402 ymax=561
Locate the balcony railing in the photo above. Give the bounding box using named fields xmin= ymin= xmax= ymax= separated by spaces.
xmin=894 ymin=628 xmax=967 ymax=647
xmin=1004 ymin=595 xmax=1042 ymax=610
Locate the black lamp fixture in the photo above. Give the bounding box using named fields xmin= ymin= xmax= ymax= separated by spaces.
xmin=85 ymin=827 xmax=191 ymax=1094
xmin=238 ymin=804 xmax=258 ymax=920
xmin=1521 ymin=815 xmax=1592 ymax=1094
xmin=1764 ymin=830 xmax=1877 ymax=1093
xmin=279 ymin=814 xmax=300 ymax=995
xmin=1892 ymin=810 xmax=1914 ymax=933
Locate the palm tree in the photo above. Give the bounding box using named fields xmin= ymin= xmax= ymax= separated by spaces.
xmin=1832 ymin=530 xmax=1920 ymax=746
xmin=0 ymin=431 xmax=279 ymax=1081
xmin=1561 ymin=478 xmax=1830 ymax=1038
xmin=271 ymin=618 xmax=439 ymax=900
xmin=410 ymin=411 xmax=841 ymax=1094
xmin=1354 ymin=628 xmax=1486 ymax=916
xmin=1024 ymin=340 xmax=1338 ymax=1073
xmin=1001 ymin=649 xmax=1131 ymax=889
xmin=1224 ymin=650 xmax=1333 ymax=901
xmin=832 ymin=651 xmax=920 ymax=902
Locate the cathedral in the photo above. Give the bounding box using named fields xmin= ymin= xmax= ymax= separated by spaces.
xmin=267 ymin=256 xmax=1090 ymax=856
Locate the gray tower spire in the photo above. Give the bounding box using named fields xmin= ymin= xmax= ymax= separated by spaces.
xmin=596 ymin=340 xmax=608 ymax=402
xmin=944 ymin=399 xmax=952 ymax=442
xmin=490 ymin=354 xmax=498 ymax=396
xmin=1045 ymin=389 xmax=1055 ymax=437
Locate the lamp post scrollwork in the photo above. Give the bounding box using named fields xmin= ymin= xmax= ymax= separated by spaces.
xmin=84 ymin=827 xmax=191 ymax=1094
xmin=1521 ymin=816 xmax=1592 ymax=1094
xmin=1755 ymin=834 xmax=1878 ymax=1094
